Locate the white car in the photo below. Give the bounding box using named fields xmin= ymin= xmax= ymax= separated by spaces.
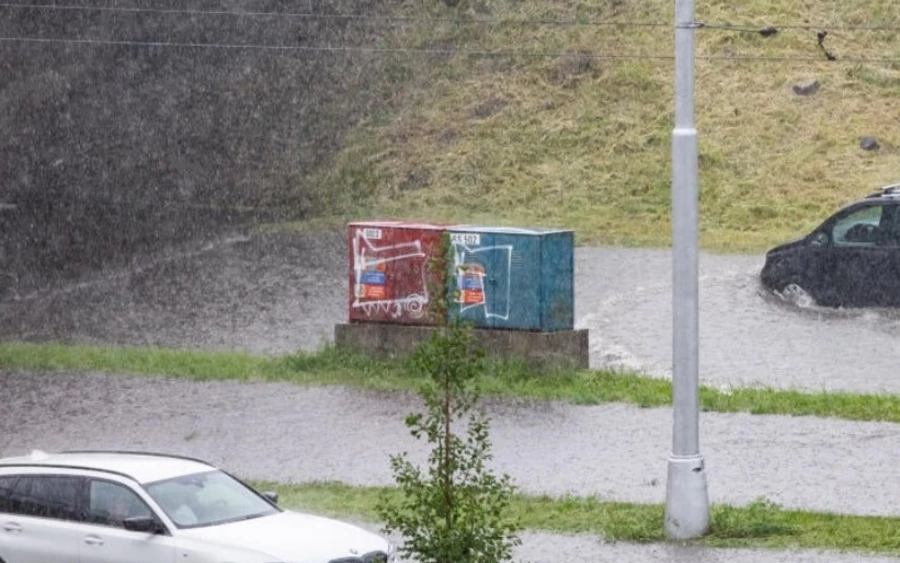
xmin=0 ymin=450 xmax=395 ymax=563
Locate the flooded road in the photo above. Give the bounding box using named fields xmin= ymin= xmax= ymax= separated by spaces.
xmin=576 ymin=248 xmax=900 ymax=394
xmin=0 ymin=231 xmax=345 ymax=354
xmin=2 ymin=232 xmax=899 ymax=394
xmin=506 ymin=534 xmax=900 ymax=563
xmin=368 ymin=527 xmax=900 ymax=563
xmin=1 ymin=370 xmax=897 ymax=518
xmin=518 ymin=533 xmax=900 ymax=563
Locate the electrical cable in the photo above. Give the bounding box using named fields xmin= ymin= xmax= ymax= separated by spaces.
xmin=1 ymin=34 xmax=899 ymax=63
xmin=0 ymin=2 xmax=670 ymax=28
xmin=0 ymin=35 xmax=674 ymax=58
xmin=3 ymin=3 xmax=900 ymax=32
xmin=696 ymin=21 xmax=900 ymax=33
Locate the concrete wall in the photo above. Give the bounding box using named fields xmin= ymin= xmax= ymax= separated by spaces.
xmin=334 ymin=322 xmax=589 ymax=370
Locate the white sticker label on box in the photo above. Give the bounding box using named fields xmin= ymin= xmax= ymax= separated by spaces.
xmin=361 ymin=228 xmax=383 ymax=240
xmin=451 ymin=233 xmax=481 ymax=246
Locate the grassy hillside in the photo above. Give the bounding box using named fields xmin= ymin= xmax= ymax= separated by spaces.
xmin=309 ymin=0 xmax=900 ymax=252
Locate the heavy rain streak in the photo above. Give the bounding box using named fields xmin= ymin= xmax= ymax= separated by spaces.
xmin=1 ymin=1 xmax=899 ymax=561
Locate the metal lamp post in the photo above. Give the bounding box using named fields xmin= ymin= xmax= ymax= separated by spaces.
xmin=665 ymin=0 xmax=711 ymax=540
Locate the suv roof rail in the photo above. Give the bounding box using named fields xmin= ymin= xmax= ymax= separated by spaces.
xmin=866 ymin=182 xmax=900 ymax=198
xmin=60 ymin=449 xmax=215 ymax=467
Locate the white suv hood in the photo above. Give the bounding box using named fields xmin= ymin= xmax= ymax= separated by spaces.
xmin=178 ymin=510 xmax=390 ymax=562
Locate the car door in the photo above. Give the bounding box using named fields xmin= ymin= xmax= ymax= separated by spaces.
xmin=823 ymin=203 xmax=893 ymax=306
xmin=0 ymin=474 xmax=85 ymax=563
xmin=0 ymin=474 xmax=24 ymax=563
xmin=78 ymin=478 xmax=176 ymax=563
xmin=873 ymin=203 xmax=900 ymax=306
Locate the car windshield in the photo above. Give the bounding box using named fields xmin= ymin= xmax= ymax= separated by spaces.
xmin=143 ymin=470 xmax=278 ymax=529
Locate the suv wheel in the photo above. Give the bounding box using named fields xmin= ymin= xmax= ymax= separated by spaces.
xmin=778 ymin=279 xmax=817 ymax=307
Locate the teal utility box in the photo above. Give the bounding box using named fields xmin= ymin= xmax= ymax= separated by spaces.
xmin=448 ymin=226 xmax=574 ymax=331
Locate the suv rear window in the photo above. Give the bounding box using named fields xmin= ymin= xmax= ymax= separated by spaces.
xmin=8 ymin=476 xmax=84 ymax=521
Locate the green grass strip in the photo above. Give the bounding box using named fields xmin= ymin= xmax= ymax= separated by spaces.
xmin=0 ymin=342 xmax=285 ymax=382
xmin=250 ymin=480 xmax=900 ymax=554
xmin=1 ymin=341 xmax=899 ymax=423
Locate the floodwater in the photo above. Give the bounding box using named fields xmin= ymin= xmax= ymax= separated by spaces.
xmin=506 ymin=535 xmax=900 ymax=563
xmin=366 ymin=527 xmax=900 ymax=563
xmin=0 ymin=231 xmax=345 ymax=354
xmin=576 ymin=248 xmax=900 ymax=394
xmin=3 ymin=232 xmax=900 ymax=394
xmin=514 ymin=533 xmax=900 ymax=563
xmin=1 ymin=370 xmax=898 ymax=518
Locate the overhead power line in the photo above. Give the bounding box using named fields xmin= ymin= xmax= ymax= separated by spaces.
xmin=697 ymin=21 xmax=900 ymax=32
xmin=0 ymin=2 xmax=669 ymax=28
xmin=3 ymin=3 xmax=900 ymax=33
xmin=2 ymin=34 xmax=900 ymax=64
xmin=0 ymin=35 xmax=673 ymax=58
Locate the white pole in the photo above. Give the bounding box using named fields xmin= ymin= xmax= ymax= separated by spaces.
xmin=665 ymin=0 xmax=710 ymax=540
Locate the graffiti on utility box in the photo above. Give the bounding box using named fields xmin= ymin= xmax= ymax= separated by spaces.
xmin=347 ymin=222 xmax=575 ymax=331
xmin=451 ymin=236 xmax=513 ymax=321
xmin=349 ymin=222 xmax=446 ymax=324
xmin=448 ymin=226 xmax=575 ymax=331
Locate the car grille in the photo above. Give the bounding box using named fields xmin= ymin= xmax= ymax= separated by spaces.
xmin=329 ymin=551 xmax=389 ymax=563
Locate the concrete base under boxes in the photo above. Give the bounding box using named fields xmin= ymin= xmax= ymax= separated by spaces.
xmin=334 ymin=322 xmax=590 ymax=370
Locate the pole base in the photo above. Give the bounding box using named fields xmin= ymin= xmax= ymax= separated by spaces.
xmin=664 ymin=454 xmax=710 ymax=539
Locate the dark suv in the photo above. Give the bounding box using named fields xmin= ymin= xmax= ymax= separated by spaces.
xmin=761 ymin=183 xmax=900 ymax=307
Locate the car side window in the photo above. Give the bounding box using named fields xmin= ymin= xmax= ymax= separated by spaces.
xmin=0 ymin=476 xmax=18 ymax=513
xmin=87 ymin=480 xmax=153 ymax=529
xmin=832 ymin=205 xmax=884 ymax=247
xmin=876 ymin=205 xmax=900 ymax=247
xmin=7 ymin=475 xmax=84 ymax=521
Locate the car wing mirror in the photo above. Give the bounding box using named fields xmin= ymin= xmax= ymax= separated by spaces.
xmin=811 ymin=232 xmax=829 ymax=246
xmin=123 ymin=516 xmax=165 ymax=535
xmin=262 ymin=491 xmax=279 ymax=505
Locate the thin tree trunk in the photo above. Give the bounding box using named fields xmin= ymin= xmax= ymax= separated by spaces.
xmin=443 ymin=365 xmax=453 ymax=542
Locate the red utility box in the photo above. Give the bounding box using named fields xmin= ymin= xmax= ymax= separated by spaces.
xmin=348 ymin=221 xmax=450 ymax=325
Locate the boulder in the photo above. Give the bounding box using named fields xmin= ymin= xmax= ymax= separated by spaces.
xmin=860 ymin=137 xmax=880 ymax=151
xmin=792 ymin=80 xmax=820 ymax=96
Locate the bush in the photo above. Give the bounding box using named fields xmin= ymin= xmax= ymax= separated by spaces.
xmin=377 ymin=321 xmax=521 ymax=563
